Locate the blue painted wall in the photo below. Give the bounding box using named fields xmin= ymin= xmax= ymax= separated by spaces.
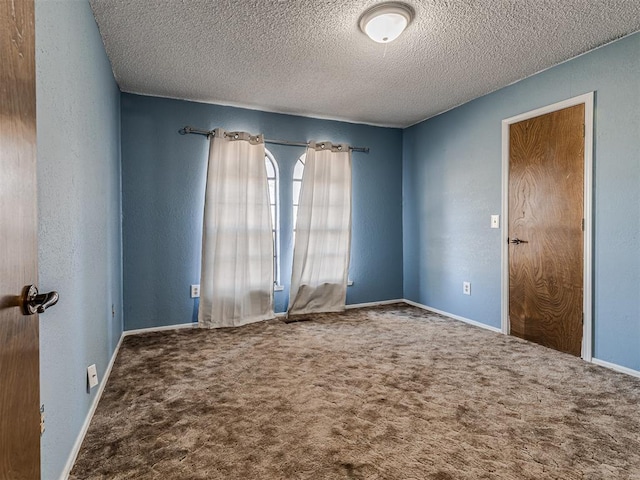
xmin=35 ymin=1 xmax=123 ymax=478
xmin=28 ymin=8 xmax=640 ymax=477
xmin=121 ymin=94 xmax=404 ymax=330
xmin=403 ymin=32 xmax=640 ymax=370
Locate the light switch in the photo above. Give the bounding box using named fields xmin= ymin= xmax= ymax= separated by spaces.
xmin=491 ymin=215 xmax=500 ymax=229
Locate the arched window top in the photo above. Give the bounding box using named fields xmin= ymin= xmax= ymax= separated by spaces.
xmin=265 ymin=151 xmax=277 ymax=179
xmin=293 ymin=153 xmax=305 ymax=181
xmin=293 ymin=154 xmax=306 ymax=231
xmin=265 ymin=149 xmax=278 ymax=210
xmin=265 ymin=149 xmax=280 ymax=287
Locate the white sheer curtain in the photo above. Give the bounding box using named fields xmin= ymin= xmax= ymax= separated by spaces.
xmin=199 ymin=129 xmax=274 ymax=328
xmin=288 ymin=142 xmax=352 ymax=315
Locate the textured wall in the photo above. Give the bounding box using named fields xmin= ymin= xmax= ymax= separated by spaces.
xmin=121 ymin=94 xmax=403 ymax=330
xmin=403 ymin=32 xmax=640 ymax=370
xmin=35 ymin=1 xmax=123 ymax=478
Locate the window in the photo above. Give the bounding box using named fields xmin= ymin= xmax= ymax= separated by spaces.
xmin=292 ymin=153 xmax=305 ymax=232
xmin=265 ymin=150 xmax=281 ymax=287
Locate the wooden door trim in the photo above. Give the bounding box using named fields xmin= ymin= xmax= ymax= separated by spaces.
xmin=500 ymin=92 xmax=594 ymax=361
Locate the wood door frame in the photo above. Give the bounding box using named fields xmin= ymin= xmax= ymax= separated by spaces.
xmin=500 ymin=92 xmax=594 ymax=361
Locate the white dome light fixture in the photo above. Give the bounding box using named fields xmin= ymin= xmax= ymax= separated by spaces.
xmin=359 ymin=2 xmax=414 ymax=44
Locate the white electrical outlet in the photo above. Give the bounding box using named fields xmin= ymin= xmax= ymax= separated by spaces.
xmin=87 ymin=364 xmax=99 ymax=389
xmin=463 ymin=281 xmax=471 ymax=295
xmin=191 ymin=284 xmax=200 ymax=298
xmin=491 ymin=215 xmax=500 ymax=229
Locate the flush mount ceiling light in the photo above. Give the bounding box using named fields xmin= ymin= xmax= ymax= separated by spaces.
xmin=359 ymin=2 xmax=414 ymax=44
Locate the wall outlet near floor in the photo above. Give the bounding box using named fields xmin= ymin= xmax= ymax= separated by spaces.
xmin=463 ymin=281 xmax=471 ymax=295
xmin=190 ymin=284 xmax=200 ymax=298
xmin=87 ymin=364 xmax=99 ymax=389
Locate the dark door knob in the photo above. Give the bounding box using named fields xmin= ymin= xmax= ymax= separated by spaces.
xmin=509 ymin=238 xmax=528 ymax=245
xmin=22 ymin=285 xmax=59 ymax=315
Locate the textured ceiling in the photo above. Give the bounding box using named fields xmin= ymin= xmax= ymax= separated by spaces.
xmin=89 ymin=0 xmax=640 ymax=128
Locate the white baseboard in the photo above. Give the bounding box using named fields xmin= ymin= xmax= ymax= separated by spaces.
xmin=591 ymin=358 xmax=640 ymax=379
xmin=124 ymin=303 xmax=405 ymax=326
xmin=345 ymin=299 xmax=404 ymax=309
xmin=60 ymin=322 xmax=198 ymax=479
xmin=59 ymin=333 xmax=124 ymax=480
xmin=403 ymin=300 xmax=640 ymax=379
xmin=402 ymin=299 xmax=503 ymax=334
xmin=273 ymin=299 xmax=404 ymax=317
xmin=123 ymin=322 xmax=197 ymax=336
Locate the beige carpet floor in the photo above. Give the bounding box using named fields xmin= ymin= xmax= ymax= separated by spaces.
xmin=70 ymin=304 xmax=640 ymax=479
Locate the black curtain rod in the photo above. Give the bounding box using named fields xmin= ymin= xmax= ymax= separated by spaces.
xmin=178 ymin=126 xmax=370 ymax=153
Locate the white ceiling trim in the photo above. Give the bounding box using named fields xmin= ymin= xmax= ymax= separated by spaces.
xmin=90 ymin=0 xmax=640 ymax=128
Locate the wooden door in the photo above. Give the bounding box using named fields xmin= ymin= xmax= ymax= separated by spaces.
xmin=508 ymin=104 xmax=584 ymax=356
xmin=0 ymin=0 xmax=41 ymax=478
